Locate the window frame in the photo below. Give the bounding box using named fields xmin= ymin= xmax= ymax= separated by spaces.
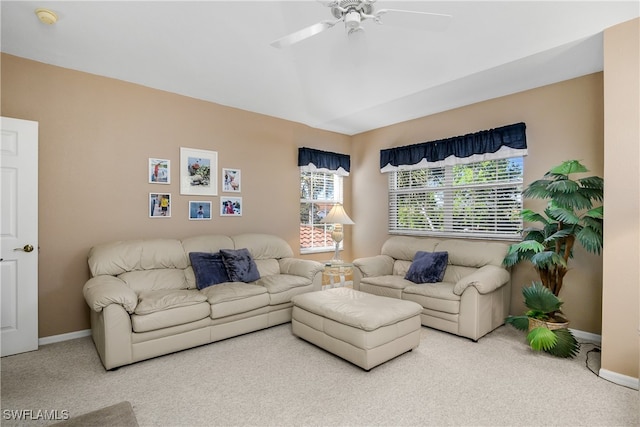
xmin=300 ymin=171 xmax=344 ymax=254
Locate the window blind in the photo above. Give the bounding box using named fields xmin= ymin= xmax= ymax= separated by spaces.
xmin=388 ymin=158 xmax=523 ymax=240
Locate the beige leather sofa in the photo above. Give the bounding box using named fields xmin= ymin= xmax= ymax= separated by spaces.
xmin=352 ymin=236 xmax=511 ymax=341
xmin=83 ymin=233 xmax=323 ymax=369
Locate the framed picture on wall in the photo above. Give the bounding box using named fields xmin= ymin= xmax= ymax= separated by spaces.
xmin=149 ymin=158 xmax=170 ymax=184
xmin=180 ymin=147 xmax=218 ymax=196
xmin=222 ymin=168 xmax=241 ymax=192
xmin=150 ymin=193 xmax=171 ymax=218
xmin=189 ymin=201 xmax=212 ymax=220
xmin=220 ymin=197 xmax=242 ymax=216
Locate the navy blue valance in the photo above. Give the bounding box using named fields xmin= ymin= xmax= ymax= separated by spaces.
xmin=380 ymin=122 xmax=527 ymax=172
xmin=299 ymin=147 xmax=350 ymax=176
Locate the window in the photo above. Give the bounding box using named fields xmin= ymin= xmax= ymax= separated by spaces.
xmin=300 ymin=171 xmax=343 ymax=253
xmin=388 ymin=158 xmax=523 ymax=240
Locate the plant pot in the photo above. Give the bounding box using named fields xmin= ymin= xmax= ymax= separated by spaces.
xmin=528 ymin=317 xmax=569 ymax=332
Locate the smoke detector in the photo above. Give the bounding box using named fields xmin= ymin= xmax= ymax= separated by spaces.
xmin=35 ymin=8 xmax=58 ymax=25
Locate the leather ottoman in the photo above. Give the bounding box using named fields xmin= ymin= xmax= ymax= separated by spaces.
xmin=291 ymin=287 xmax=422 ymax=370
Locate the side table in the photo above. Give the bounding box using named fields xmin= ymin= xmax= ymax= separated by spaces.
xmin=322 ymin=261 xmax=353 ymax=290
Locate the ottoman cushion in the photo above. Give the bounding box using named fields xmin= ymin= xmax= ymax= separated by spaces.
xmin=292 ymin=288 xmax=422 ymax=331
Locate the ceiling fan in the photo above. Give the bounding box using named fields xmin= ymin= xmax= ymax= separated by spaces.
xmin=270 ymin=0 xmax=452 ymax=49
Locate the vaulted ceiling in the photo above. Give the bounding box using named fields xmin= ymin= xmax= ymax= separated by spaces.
xmin=2 ymin=1 xmax=638 ymax=135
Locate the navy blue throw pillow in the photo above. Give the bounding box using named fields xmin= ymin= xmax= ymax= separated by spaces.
xmin=220 ymin=248 xmax=260 ymax=283
xmin=189 ymin=252 xmax=230 ymax=290
xmin=404 ymin=251 xmax=449 ymax=284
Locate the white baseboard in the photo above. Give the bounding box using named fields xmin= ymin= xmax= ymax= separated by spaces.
xmin=599 ymin=368 xmax=640 ymax=390
xmin=569 ymin=329 xmax=640 ymax=389
xmin=39 ymin=329 xmax=91 ymax=346
xmin=570 ymin=328 xmax=602 ymax=344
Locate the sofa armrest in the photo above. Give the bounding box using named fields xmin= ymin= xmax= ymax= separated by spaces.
xmin=453 ymin=265 xmax=510 ymax=296
xmin=353 ymin=255 xmax=394 ymax=278
xmin=83 ymin=275 xmax=138 ymax=314
xmin=278 ymin=258 xmax=324 ymax=281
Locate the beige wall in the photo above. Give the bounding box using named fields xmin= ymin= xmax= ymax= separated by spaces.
xmin=602 ymin=18 xmax=640 ymax=380
xmin=1 ymin=54 xmax=352 ymax=337
xmin=0 ymin=55 xmax=607 ymax=337
xmin=352 ymin=73 xmax=605 ymax=334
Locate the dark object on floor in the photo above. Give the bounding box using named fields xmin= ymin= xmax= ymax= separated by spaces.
xmin=53 ymin=401 xmax=138 ymax=427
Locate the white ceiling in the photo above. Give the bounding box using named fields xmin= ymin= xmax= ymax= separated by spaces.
xmin=2 ymin=1 xmax=638 ymax=135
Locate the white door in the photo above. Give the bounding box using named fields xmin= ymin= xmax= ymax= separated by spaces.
xmin=1 ymin=117 xmax=39 ymax=357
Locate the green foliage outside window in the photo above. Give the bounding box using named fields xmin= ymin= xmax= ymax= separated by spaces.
xmin=389 ymin=158 xmax=523 ymax=239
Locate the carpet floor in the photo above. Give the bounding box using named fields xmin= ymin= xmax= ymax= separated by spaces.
xmin=1 ymin=324 xmax=638 ymax=426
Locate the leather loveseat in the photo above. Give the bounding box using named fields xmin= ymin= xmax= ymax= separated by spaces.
xmin=83 ymin=233 xmax=323 ymax=369
xmin=352 ymin=236 xmax=511 ymax=341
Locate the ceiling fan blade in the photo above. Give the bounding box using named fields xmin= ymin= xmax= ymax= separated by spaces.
xmin=317 ymin=1 xmax=339 ymax=7
xmin=271 ymin=19 xmax=342 ymax=49
xmin=374 ymin=9 xmax=452 ymax=31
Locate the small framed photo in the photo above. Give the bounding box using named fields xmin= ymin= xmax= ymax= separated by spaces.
xmin=220 ymin=197 xmax=242 ymax=216
xmin=222 ymin=168 xmax=241 ymax=192
xmin=150 ymin=193 xmax=171 ymax=218
xmin=189 ymin=201 xmax=212 ymax=220
xmin=149 ymin=158 xmax=170 ymax=184
xmin=180 ymin=147 xmax=218 ymax=196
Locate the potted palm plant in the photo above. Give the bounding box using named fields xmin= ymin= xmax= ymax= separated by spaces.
xmin=503 ymin=159 xmax=603 ymax=295
xmin=506 ymin=282 xmax=579 ymax=358
xmin=503 ymin=160 xmax=603 ymax=357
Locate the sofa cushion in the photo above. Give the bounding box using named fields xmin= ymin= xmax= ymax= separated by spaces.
xmin=255 ymin=259 xmax=280 ymax=277
xmin=88 ymin=239 xmax=189 ymax=276
xmin=403 ymin=282 xmax=460 ymax=315
xmin=200 ymin=282 xmax=267 ymax=305
xmin=231 ymin=233 xmax=294 ymax=259
xmin=360 ymin=275 xmax=413 ymax=290
xmin=434 ymin=239 xmax=508 ymax=268
xmin=200 ymin=282 xmax=269 ymax=319
xmin=117 ymin=269 xmax=188 ymax=293
xmin=189 ymin=252 xmax=230 ymax=289
xmin=381 ymin=236 xmax=440 ymax=261
xmin=131 ymin=302 xmax=211 ymax=332
xmin=220 ymin=248 xmax=260 ymax=283
xmin=405 ymin=251 xmax=448 ymax=283
xmin=181 ymin=235 xmax=234 ymax=255
xmin=403 ymin=282 xmax=460 ymax=301
xmin=135 ymin=289 xmax=208 ymax=315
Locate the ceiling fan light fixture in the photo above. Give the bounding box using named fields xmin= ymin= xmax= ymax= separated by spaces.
xmin=348 ymin=26 xmax=365 ymax=39
xmin=344 ymin=10 xmax=361 ymax=29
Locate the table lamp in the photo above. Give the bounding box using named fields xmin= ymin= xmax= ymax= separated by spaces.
xmin=321 ymin=203 xmax=354 ymax=262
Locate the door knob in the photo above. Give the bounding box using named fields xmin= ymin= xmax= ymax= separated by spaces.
xmin=14 ymin=244 xmax=34 ymax=253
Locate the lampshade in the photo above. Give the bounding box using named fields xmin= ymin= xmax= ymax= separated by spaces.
xmin=321 ymin=203 xmax=354 ymax=225
xmin=320 ymin=203 xmax=354 ymax=262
